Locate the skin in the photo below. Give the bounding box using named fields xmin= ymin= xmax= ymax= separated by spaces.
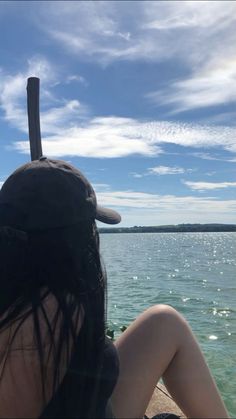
xmin=0 ymin=293 xmax=84 ymax=418
xmin=111 ymin=304 xmax=229 ymax=419
xmin=0 ymin=300 xmax=229 ymax=418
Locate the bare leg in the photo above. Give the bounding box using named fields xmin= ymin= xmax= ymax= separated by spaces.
xmin=111 ymin=305 xmax=229 ymax=419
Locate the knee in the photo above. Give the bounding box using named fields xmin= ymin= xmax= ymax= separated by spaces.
xmin=148 ymin=303 xmax=180 ymax=317
xmin=148 ymin=305 xmax=197 ymax=352
xmin=146 ymin=304 xmax=189 ymax=331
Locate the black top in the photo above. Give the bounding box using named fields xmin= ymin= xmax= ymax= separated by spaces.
xmin=40 ymin=326 xmax=119 ymax=419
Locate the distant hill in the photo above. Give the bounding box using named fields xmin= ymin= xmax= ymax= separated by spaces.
xmin=99 ymin=223 xmax=236 ymax=234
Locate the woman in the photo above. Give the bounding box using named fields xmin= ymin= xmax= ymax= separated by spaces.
xmin=0 ymin=157 xmax=229 ymax=418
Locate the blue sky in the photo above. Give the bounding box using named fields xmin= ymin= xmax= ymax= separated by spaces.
xmin=0 ymin=1 xmax=236 ymax=227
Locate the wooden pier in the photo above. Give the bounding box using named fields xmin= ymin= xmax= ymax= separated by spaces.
xmin=145 ymin=383 xmax=185 ymax=418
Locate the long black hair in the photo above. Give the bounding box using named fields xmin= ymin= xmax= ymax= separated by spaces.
xmin=0 ymin=220 xmax=106 ymax=417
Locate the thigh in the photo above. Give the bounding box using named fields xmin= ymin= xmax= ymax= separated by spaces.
xmin=110 ymin=305 xmax=179 ymax=419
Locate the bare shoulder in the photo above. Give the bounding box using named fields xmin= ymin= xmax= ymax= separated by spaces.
xmin=0 ymin=292 xmax=84 ymax=418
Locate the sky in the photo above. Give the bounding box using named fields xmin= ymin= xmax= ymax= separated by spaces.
xmin=0 ymin=1 xmax=236 ymax=227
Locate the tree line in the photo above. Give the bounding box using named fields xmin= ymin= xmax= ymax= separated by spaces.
xmin=99 ymin=223 xmax=236 ymax=234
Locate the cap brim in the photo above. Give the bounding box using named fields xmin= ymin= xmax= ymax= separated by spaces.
xmin=95 ymin=205 xmax=121 ymax=225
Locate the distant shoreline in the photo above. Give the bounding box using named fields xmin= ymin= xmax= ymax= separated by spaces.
xmin=99 ymin=223 xmax=236 ymax=234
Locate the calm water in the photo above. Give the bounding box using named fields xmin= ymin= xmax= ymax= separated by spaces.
xmin=100 ymin=232 xmax=236 ymax=417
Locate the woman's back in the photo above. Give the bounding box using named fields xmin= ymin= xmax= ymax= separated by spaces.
xmin=0 ymin=291 xmax=119 ymax=418
xmin=0 ymin=292 xmax=77 ymax=417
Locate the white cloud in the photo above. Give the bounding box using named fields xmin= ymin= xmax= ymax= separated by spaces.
xmin=40 ymin=100 xmax=88 ymax=135
xmin=130 ymin=172 xmax=145 ymax=179
xmin=33 ymin=2 xmax=236 ymax=66
xmin=96 ymin=187 xmax=236 ymax=212
xmin=183 ymin=181 xmax=236 ymax=191
xmin=144 ymin=3 xmax=236 ymax=112
xmin=2 ymin=58 xmax=236 ymax=160
xmin=0 ymin=56 xmax=56 ymax=132
xmin=65 ymin=75 xmax=88 ymax=86
xmin=4 ymin=2 xmax=235 ymax=114
xmin=148 ymin=57 xmax=236 ymax=113
xmin=33 ymin=0 xmax=236 ymax=119
xmin=190 ymin=152 xmax=236 ymax=163
xmin=143 ymin=1 xmax=235 ymax=32
xmin=190 ymin=152 xmax=224 ymax=161
xmin=14 ymin=119 xmax=161 ymax=158
xmin=148 ymin=166 xmax=185 ymax=175
xmin=12 ymin=116 xmax=236 ymax=159
xmin=205 ymin=171 xmax=217 ymax=177
xmin=130 ymin=165 xmax=190 ymax=178
xmin=0 ymin=57 xmax=89 ymax=135
xmin=49 ymin=1 xmax=236 ymax=113
xmin=95 ymin=187 xmax=236 ymax=225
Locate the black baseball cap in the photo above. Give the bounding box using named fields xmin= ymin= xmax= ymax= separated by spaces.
xmin=0 ymin=157 xmax=121 ymax=231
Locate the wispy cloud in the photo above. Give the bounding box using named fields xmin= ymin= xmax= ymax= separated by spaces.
xmin=130 ymin=165 xmax=191 ymax=178
xmin=65 ymin=74 xmax=88 ymax=86
xmin=205 ymin=171 xmax=217 ymax=177
xmin=190 ymin=152 xmax=236 ymax=163
xmin=2 ymin=57 xmax=236 ymax=159
xmin=183 ymin=181 xmax=236 ymax=191
xmin=145 ymin=3 xmax=236 ymax=112
xmin=40 ymin=100 xmax=89 ymax=135
xmin=190 ymin=152 xmax=226 ymax=162
xmin=13 ymin=116 xmax=236 ymax=159
xmin=0 ymin=57 xmax=89 ymax=135
xmin=148 ymin=166 xmax=186 ymax=175
xmin=14 ymin=118 xmax=161 ymax=158
xmin=49 ymin=2 xmax=228 ymax=113
xmin=0 ymin=56 xmax=55 ymax=133
xmin=148 ymin=57 xmax=236 ymax=113
xmin=95 ymin=187 xmax=236 ymax=225
xmin=34 ymin=2 xmax=236 ymax=66
xmin=95 ymin=185 xmax=236 ymax=212
xmin=143 ymin=1 xmax=235 ymax=32
xmin=3 ymin=2 xmax=235 ymax=116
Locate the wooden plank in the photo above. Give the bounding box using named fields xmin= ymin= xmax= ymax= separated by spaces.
xmin=145 ymin=383 xmax=185 ymax=418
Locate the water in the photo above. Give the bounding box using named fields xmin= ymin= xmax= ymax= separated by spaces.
xmin=100 ymin=232 xmax=236 ymax=417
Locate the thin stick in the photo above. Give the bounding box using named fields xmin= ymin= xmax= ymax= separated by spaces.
xmin=27 ymin=77 xmax=43 ymax=161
